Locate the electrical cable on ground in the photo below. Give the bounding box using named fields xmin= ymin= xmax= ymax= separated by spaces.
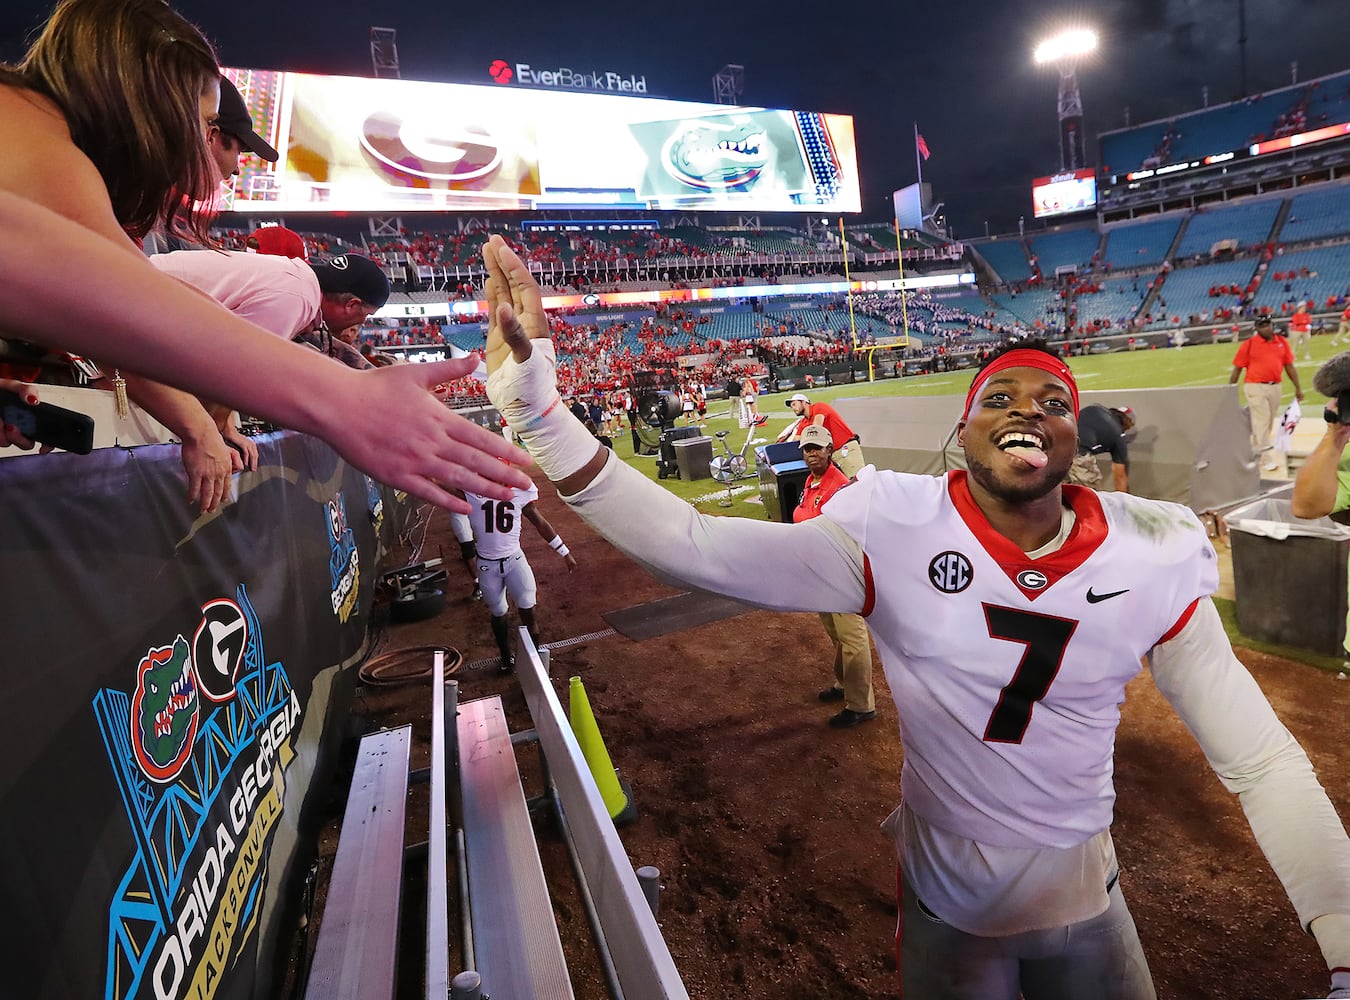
xmin=357 ymin=645 xmax=463 ymax=686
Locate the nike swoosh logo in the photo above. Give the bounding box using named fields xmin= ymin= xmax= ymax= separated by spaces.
xmin=1086 ymin=587 xmax=1130 ymax=604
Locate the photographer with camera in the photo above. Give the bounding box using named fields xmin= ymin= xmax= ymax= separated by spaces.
xmin=1292 ymin=352 xmax=1350 ymax=656
xmin=1292 ymin=352 xmax=1350 ymax=524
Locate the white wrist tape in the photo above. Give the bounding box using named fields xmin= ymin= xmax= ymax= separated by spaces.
xmin=486 ymin=340 xmax=599 ymax=481
xmin=555 ymin=544 xmax=570 ymax=558
xmin=549 ymin=535 xmax=566 ymax=552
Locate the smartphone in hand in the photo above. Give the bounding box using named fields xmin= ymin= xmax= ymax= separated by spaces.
xmin=0 ymin=390 xmax=95 ymax=454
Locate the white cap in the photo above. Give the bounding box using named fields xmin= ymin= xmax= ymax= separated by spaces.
xmin=785 ymin=393 xmax=810 ymax=406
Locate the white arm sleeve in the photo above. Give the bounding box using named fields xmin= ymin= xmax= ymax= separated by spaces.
xmin=1149 ymin=598 xmax=1350 ymax=963
xmin=562 ymin=450 xmax=868 ymax=613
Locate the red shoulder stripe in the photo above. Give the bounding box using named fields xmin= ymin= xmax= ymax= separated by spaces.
xmin=1157 ymin=598 xmax=1201 ymax=644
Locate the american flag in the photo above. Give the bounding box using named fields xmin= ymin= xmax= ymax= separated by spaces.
xmin=916 ymin=133 xmax=931 ymax=161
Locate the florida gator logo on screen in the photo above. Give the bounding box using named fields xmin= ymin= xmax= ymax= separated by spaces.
xmin=663 ymin=120 xmax=768 ymax=191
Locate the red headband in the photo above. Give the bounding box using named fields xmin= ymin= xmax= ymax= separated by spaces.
xmin=963 ymin=349 xmax=1079 ymax=419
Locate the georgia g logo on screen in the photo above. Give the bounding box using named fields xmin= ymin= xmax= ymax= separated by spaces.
xmin=359 ymin=110 xmax=503 ymax=183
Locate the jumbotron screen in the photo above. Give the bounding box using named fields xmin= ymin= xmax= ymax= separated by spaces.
xmin=1031 ymin=168 xmax=1097 ymax=219
xmin=220 ymin=68 xmax=861 ymax=213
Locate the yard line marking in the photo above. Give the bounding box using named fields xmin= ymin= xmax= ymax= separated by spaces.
xmin=692 ymin=484 xmax=757 ymax=504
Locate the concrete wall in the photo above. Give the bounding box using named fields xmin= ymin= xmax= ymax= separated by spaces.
xmin=834 ymin=384 xmax=1259 ymax=513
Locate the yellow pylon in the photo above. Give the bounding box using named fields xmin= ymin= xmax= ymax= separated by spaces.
xmin=568 ymin=676 xmax=637 ymax=826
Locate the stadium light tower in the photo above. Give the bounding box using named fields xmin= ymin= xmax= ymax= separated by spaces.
xmin=1034 ymin=28 xmax=1097 ymax=172
xmin=712 ymin=64 xmax=745 ymax=105
xmin=371 ymin=27 xmax=400 ymax=79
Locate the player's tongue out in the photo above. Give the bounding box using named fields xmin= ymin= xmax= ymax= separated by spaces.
xmin=997 ymin=431 xmax=1048 ymax=469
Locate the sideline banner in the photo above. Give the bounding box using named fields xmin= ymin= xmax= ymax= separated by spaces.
xmin=0 ymin=432 xmax=412 ymax=1000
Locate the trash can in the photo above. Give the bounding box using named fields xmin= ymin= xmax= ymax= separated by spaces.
xmin=755 ymin=441 xmax=809 ymax=522
xmin=1224 ymin=494 xmax=1350 ymax=656
xmin=672 ymin=436 xmax=713 ymax=481
xmin=656 ymin=425 xmax=703 ymax=479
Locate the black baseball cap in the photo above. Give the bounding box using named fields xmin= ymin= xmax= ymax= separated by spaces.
xmin=310 ymin=254 xmax=391 ymax=309
xmin=216 ymin=76 xmax=279 ymax=162
xmin=1255 ymin=316 xmax=1273 ymax=327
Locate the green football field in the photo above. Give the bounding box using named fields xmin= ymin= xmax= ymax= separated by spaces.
xmin=616 ymin=335 xmax=1333 ymax=512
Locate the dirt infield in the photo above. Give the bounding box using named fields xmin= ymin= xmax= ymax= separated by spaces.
xmin=309 ymin=482 xmax=1350 ymax=1000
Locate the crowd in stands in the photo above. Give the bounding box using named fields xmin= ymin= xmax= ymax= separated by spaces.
xmin=363 ymin=227 xmax=844 ymax=274
xmin=214 ymin=227 xmax=339 ymax=260
xmin=193 ymin=174 xmax=1350 ymax=397
xmin=856 ymin=290 xmax=1023 ymax=342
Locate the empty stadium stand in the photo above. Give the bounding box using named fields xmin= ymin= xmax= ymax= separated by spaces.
xmin=1251 ymin=244 xmax=1350 ymax=312
xmin=1281 ymin=182 xmax=1350 ymax=244
xmin=1101 ymin=70 xmax=1350 ymax=178
xmin=1175 ymin=198 xmax=1284 ymax=258
xmin=1073 ymin=275 xmax=1154 ymax=330
xmin=1142 ymin=259 xmax=1258 ymax=328
xmin=972 ymin=238 xmax=1032 ymax=283
xmin=1102 ymin=216 xmax=1183 ymax=269
xmin=1028 ymin=228 xmax=1102 ymax=275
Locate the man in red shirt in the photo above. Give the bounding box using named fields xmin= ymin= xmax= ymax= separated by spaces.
xmin=792 ymin=425 xmax=876 ymax=728
xmin=1229 ymin=317 xmax=1304 ymax=471
xmin=1290 ymin=304 xmax=1313 ymax=362
xmin=786 ymin=393 xmax=867 ymax=479
xmin=1334 ymin=305 xmax=1350 ymax=348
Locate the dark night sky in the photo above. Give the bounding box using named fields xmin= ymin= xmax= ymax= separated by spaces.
xmin=4 ymin=0 xmax=1346 ymax=238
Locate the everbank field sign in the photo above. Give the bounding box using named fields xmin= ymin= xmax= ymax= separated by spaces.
xmin=487 ymin=58 xmax=648 ymax=93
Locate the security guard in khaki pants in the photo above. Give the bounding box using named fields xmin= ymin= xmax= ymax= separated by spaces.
xmin=791 ymin=425 xmax=877 ymax=728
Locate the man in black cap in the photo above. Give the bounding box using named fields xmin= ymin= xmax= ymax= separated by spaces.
xmin=308 ymin=254 xmax=390 ymax=327
xmin=1067 ymin=403 xmax=1137 ymax=492
xmin=294 ymin=254 xmax=391 ymax=369
xmin=206 ymin=76 xmax=278 ymax=184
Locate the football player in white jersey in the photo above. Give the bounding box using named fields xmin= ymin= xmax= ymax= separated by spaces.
xmin=448 ymin=511 xmax=482 ymax=601
xmin=479 ymin=235 xmax=1350 ymax=1000
xmin=462 ymin=480 xmax=577 ymax=671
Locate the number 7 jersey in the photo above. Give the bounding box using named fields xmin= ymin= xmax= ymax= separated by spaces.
xmin=820 ymin=468 xmax=1219 ymax=850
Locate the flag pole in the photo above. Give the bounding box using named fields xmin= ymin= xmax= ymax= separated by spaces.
xmin=895 ymin=216 xmax=910 ymax=348
xmin=840 ymin=216 xmax=858 ymax=354
xmin=914 ymin=122 xmax=924 ymax=191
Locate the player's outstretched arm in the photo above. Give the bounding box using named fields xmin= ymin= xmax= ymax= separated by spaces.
xmin=0 ymin=193 xmax=532 ymax=511
xmin=483 ymin=234 xmax=608 ymax=494
xmin=481 ymin=235 xmax=867 ymax=613
xmin=1149 ymin=598 xmax=1350 ymax=992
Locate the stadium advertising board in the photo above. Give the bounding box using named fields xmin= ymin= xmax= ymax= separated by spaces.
xmin=486 ymin=57 xmax=649 ymax=93
xmin=1031 ymin=168 xmax=1097 ymax=219
xmin=369 ymin=271 xmax=978 ymax=325
xmin=221 ymin=68 xmax=861 ymax=214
